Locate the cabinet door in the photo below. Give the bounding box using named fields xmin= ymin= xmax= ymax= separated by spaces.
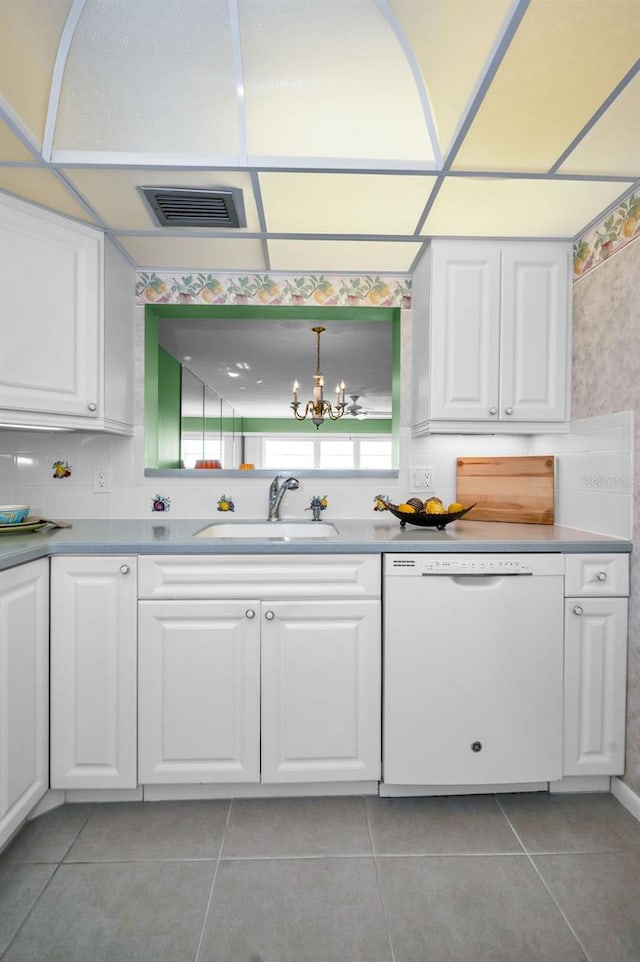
xmin=51 ymin=557 xmax=137 ymax=789
xmin=138 ymin=601 xmax=260 ymax=783
xmin=261 ymin=601 xmax=381 ymax=783
xmin=500 ymin=243 xmax=569 ymax=422
xmin=429 ymin=241 xmax=501 ymax=421
xmin=0 ymin=560 xmax=49 ymax=851
xmin=0 ymin=196 xmax=101 ymax=418
xmin=564 ymin=597 xmax=628 ymax=776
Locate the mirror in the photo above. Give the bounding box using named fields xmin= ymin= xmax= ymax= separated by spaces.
xmin=144 ymin=304 xmax=400 ymax=474
xmin=180 ymin=366 xmax=243 ymax=469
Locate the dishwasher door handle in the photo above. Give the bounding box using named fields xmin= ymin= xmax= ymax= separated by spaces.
xmin=420 ymin=571 xmax=534 ymax=577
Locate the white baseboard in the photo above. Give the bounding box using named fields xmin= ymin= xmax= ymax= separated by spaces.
xmin=65 ymin=787 xmax=144 ymax=803
xmin=549 ymin=775 xmax=611 ymax=793
xmin=611 ymin=777 xmax=640 ymax=822
xmin=143 ymin=780 xmax=380 ymax=801
xmin=29 ymin=790 xmax=66 ymax=818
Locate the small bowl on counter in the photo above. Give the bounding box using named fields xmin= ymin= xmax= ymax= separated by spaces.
xmin=0 ymin=504 xmax=30 ymax=525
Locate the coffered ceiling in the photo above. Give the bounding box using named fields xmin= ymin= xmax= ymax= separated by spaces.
xmin=0 ymin=0 xmax=638 ymax=274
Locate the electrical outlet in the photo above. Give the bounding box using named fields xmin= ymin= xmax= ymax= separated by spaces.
xmin=93 ymin=465 xmax=111 ymax=493
xmin=410 ymin=466 xmax=434 ymax=492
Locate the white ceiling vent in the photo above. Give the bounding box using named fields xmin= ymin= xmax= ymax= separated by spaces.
xmin=139 ymin=187 xmax=246 ymax=228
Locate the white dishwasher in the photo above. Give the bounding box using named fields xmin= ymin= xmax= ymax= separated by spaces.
xmin=383 ymin=553 xmax=564 ymax=788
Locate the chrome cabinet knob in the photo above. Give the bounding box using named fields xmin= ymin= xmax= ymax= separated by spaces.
xmin=504 ymin=406 xmax=513 ymax=415
xmin=489 ymin=407 xmax=497 ymax=415
xmin=264 ymin=610 xmax=275 ymax=621
xmin=597 ymin=571 xmax=607 ymax=582
xmin=573 ymin=605 xmax=583 ymax=616
xmin=119 ymin=564 xmax=130 ymax=575
xmin=245 ymin=609 xmax=255 ymax=619
xmin=88 ymin=402 xmax=97 ymax=412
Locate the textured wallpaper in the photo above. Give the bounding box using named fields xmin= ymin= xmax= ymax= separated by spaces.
xmin=572 ymin=237 xmax=640 ymax=795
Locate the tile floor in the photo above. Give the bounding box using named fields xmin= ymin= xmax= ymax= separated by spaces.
xmin=0 ymin=791 xmax=639 ymax=962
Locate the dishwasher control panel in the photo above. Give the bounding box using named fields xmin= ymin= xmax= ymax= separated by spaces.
xmin=385 ymin=553 xmax=564 ymax=577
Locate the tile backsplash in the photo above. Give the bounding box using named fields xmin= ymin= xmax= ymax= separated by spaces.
xmin=0 ymin=412 xmax=632 ymax=538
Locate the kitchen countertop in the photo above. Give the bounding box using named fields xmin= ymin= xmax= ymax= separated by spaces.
xmin=0 ymin=518 xmax=631 ymax=572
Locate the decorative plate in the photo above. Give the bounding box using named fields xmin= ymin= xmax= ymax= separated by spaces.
xmin=0 ymin=517 xmax=53 ymax=534
xmin=383 ymin=501 xmax=476 ymax=531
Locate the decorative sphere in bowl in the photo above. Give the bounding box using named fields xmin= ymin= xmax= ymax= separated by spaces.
xmin=0 ymin=505 xmax=30 ymax=525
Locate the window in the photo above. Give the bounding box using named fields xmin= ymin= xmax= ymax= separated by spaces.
xmin=263 ymin=438 xmax=315 ymax=470
xmin=359 ymin=439 xmax=393 ymax=469
xmin=261 ymin=435 xmax=391 ymax=470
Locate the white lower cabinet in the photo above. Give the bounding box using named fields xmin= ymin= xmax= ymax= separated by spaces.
xmin=563 ymin=553 xmax=629 ymax=777
xmin=50 ymin=557 xmax=138 ymax=789
xmin=137 ymin=601 xmax=261 ymax=783
xmin=564 ymin=596 xmax=628 ymax=776
xmin=137 ymin=555 xmax=381 ymax=786
xmin=137 ymin=598 xmax=381 ymax=785
xmin=0 ymin=560 xmax=49 ymax=850
xmin=261 ymin=600 xmax=381 ymax=783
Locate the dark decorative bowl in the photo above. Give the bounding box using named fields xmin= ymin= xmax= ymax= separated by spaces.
xmin=383 ymin=501 xmax=477 ymax=531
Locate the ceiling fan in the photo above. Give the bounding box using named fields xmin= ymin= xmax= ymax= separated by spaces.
xmin=346 ymin=394 xmax=365 ymax=417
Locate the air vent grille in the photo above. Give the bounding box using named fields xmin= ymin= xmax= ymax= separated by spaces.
xmin=139 ymin=187 xmax=245 ymax=228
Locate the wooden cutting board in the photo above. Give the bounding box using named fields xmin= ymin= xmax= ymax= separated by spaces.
xmin=456 ymin=456 xmax=554 ymax=524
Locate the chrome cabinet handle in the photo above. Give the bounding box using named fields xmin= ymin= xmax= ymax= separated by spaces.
xmin=264 ymin=610 xmax=275 ymax=621
xmin=119 ymin=564 xmax=130 ymax=575
xmin=87 ymin=402 xmax=97 ymax=412
xmin=489 ymin=407 xmax=497 ymax=415
xmin=597 ymin=571 xmax=607 ymax=582
xmin=573 ymin=605 xmax=583 ymax=616
xmin=504 ymin=406 xmax=513 ymax=415
xmin=245 ymin=609 xmax=255 ymax=619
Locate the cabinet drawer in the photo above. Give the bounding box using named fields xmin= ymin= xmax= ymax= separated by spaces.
xmin=564 ymin=554 xmax=629 ymax=597
xmin=138 ymin=555 xmax=381 ymax=600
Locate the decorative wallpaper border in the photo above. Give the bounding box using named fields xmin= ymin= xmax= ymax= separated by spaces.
xmin=573 ymin=190 xmax=639 ymax=282
xmin=135 ymin=272 xmax=412 ymax=308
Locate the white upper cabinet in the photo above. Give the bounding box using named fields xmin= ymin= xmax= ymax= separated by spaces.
xmin=0 ymin=193 xmax=134 ymax=434
xmin=412 ymin=240 xmax=571 ymax=434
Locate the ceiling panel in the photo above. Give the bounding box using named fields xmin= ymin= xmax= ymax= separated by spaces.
xmin=0 ymin=167 xmax=98 ymax=222
xmin=267 ymin=239 xmax=421 ymax=273
xmin=453 ymin=0 xmax=640 ymax=173
xmin=388 ymin=0 xmax=513 ymax=156
xmin=63 ymin=168 xmax=261 ymax=231
xmin=240 ymin=0 xmax=434 ymax=163
xmin=0 ymin=119 xmax=35 ymax=161
xmin=0 ymin=0 xmax=72 ymax=147
xmin=422 ymin=177 xmax=634 ymax=237
xmin=54 ymin=0 xmax=240 ymax=158
xmin=259 ymin=172 xmax=435 ymax=234
xmin=1 ymin=0 xmax=638 ymax=272
xmin=116 ymin=235 xmax=267 ymax=271
xmin=559 ymin=73 xmax=640 ymax=176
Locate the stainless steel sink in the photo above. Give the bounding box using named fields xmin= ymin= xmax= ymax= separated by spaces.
xmin=194 ymin=521 xmax=339 ymax=539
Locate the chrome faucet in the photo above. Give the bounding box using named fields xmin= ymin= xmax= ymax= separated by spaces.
xmin=268 ymin=475 xmax=299 ymax=521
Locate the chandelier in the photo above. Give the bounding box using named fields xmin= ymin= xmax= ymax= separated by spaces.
xmin=291 ymin=326 xmax=346 ymax=429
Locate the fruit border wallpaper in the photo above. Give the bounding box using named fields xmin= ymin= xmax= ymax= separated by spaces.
xmin=135 ymin=272 xmax=412 ymax=308
xmin=573 ymin=188 xmax=639 ymax=281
